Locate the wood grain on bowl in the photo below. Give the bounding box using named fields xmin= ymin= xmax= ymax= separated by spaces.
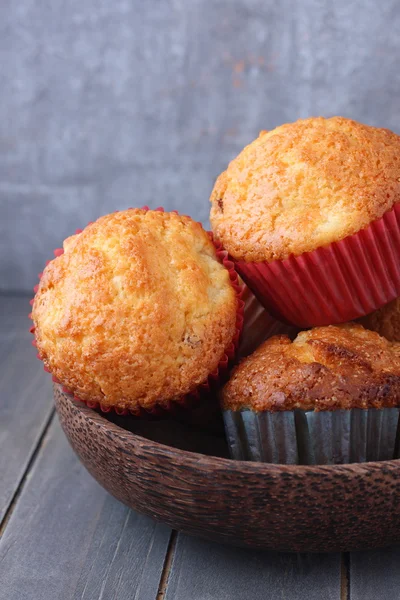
xmin=55 ymin=385 xmax=400 ymax=553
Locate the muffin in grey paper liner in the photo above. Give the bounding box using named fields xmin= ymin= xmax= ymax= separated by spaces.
xmin=224 ymin=408 xmax=400 ymax=465
xmin=222 ymin=323 xmax=400 ymax=465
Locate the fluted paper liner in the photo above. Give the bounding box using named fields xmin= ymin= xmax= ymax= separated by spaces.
xmin=235 ymin=202 xmax=400 ymax=327
xmin=224 ymin=408 xmax=400 ymax=465
xmin=30 ymin=207 xmax=244 ymax=417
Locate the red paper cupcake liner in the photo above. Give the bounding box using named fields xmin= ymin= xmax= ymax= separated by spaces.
xmin=234 ymin=202 xmax=400 ymax=328
xmin=30 ymin=206 xmax=244 ymax=417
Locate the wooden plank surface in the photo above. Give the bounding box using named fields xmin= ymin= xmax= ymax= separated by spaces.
xmin=0 ymin=415 xmax=171 ymax=600
xmin=2 ymin=0 xmax=400 ymax=293
xmin=7 ymin=292 xmax=400 ymax=600
xmin=349 ymin=548 xmax=400 ymax=599
xmin=0 ymin=295 xmax=53 ymax=524
xmin=164 ymin=534 xmax=343 ymax=600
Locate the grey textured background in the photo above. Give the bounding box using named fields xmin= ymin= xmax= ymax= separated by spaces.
xmin=1 ymin=0 xmax=400 ymax=292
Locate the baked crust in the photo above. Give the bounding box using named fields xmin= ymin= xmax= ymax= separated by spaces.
xmin=33 ymin=209 xmax=238 ymax=411
xmin=359 ymin=297 xmax=400 ymax=342
xmin=222 ymin=323 xmax=400 ymax=412
xmin=210 ymin=116 xmax=400 ymax=262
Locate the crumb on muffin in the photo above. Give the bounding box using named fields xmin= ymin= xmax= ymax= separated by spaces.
xmin=33 ymin=209 xmax=238 ymax=411
xmin=222 ymin=323 xmax=400 ymax=412
xmin=210 ymin=116 xmax=400 ymax=262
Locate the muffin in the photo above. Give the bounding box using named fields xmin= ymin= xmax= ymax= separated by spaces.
xmin=32 ymin=209 xmax=243 ymax=414
xmin=210 ymin=116 xmax=400 ymax=327
xmin=359 ymin=297 xmax=400 ymax=342
xmin=222 ymin=323 xmax=400 ymax=464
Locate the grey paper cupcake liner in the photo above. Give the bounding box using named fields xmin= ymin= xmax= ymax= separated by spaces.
xmin=223 ymin=408 xmax=400 ymax=465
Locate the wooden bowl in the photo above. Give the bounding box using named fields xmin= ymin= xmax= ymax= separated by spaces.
xmin=55 ymin=385 xmax=400 ymax=553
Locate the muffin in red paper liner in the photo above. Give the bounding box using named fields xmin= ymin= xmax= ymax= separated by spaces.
xmin=210 ymin=116 xmax=400 ymax=327
xmin=30 ymin=208 xmax=244 ymax=416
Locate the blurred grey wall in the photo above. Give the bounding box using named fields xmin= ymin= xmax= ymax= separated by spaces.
xmin=1 ymin=0 xmax=400 ymax=292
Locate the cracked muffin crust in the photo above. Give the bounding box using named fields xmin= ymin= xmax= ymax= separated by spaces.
xmin=222 ymin=323 xmax=400 ymax=412
xmin=33 ymin=209 xmax=238 ymax=411
xmin=210 ymin=116 xmax=400 ymax=262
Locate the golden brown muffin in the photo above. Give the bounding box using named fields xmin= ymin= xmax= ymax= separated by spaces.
xmin=33 ymin=209 xmax=238 ymax=411
xmin=210 ymin=116 xmax=400 ymax=262
xmin=358 ymin=297 xmax=400 ymax=342
xmin=222 ymin=323 xmax=400 ymax=412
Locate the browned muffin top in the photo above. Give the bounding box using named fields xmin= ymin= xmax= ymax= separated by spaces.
xmin=210 ymin=116 xmax=400 ymax=262
xmin=33 ymin=209 xmax=238 ymax=411
xmin=222 ymin=324 xmax=400 ymax=412
xmin=358 ymin=297 xmax=400 ymax=342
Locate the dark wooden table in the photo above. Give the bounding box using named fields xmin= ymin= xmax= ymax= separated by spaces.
xmin=1 ymin=295 xmax=399 ymax=600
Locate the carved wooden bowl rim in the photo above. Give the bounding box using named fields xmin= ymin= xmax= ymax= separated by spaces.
xmin=58 ymin=390 xmax=400 ymax=476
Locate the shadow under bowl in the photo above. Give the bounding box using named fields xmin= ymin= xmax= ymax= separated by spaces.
xmin=55 ymin=385 xmax=400 ymax=553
